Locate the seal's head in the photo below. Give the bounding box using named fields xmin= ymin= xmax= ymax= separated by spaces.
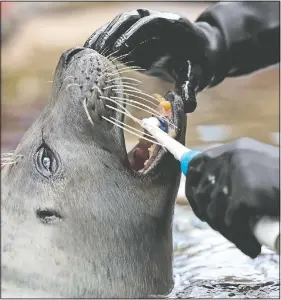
xmin=2 ymin=47 xmax=186 ymax=298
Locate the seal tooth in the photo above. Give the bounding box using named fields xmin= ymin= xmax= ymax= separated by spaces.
xmin=144 ymin=160 xmax=149 ymax=167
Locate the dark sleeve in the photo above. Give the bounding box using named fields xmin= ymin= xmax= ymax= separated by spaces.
xmin=196 ymin=1 xmax=280 ymax=85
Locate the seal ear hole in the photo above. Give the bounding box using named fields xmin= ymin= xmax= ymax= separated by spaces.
xmin=36 ymin=208 xmax=62 ymax=224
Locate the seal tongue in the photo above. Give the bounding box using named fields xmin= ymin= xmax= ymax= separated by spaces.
xmin=128 ymin=140 xmax=151 ymax=171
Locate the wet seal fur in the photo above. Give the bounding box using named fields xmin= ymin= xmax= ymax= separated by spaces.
xmin=1 ymin=47 xmax=186 ymax=298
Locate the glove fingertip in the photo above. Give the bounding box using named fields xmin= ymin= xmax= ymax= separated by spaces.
xmin=244 ymin=245 xmax=261 ymax=259
xmin=184 ymin=98 xmax=197 ymax=113
xmin=234 ymin=232 xmax=262 ymax=259
xmin=164 ymin=91 xmax=175 ymax=101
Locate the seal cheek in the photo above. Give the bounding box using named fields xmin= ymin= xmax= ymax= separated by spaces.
xmin=36 ymin=208 xmax=62 ymax=225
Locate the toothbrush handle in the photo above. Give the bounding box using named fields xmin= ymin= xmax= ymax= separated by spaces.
xmin=180 ymin=151 xmax=201 ymax=176
xmin=141 ymin=118 xmax=189 ymax=160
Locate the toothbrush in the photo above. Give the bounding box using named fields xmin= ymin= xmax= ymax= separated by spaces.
xmin=141 ymin=117 xmax=280 ymax=255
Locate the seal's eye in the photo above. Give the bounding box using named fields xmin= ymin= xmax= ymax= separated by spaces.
xmin=35 ymin=144 xmax=58 ymax=177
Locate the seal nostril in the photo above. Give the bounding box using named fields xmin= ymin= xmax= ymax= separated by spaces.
xmin=64 ymin=47 xmax=85 ymax=66
xmin=36 ymin=208 xmax=62 ymax=225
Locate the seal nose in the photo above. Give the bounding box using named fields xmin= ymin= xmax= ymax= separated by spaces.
xmin=62 ymin=47 xmax=85 ymax=66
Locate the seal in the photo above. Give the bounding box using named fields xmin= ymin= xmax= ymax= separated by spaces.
xmin=1 ymin=47 xmax=186 ymax=298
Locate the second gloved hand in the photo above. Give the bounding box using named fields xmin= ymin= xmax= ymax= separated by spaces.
xmin=185 ymin=137 xmax=280 ymax=258
xmin=84 ymin=9 xmax=227 ymax=113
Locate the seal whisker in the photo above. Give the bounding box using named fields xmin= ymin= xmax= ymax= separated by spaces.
xmin=105 ymin=101 xmax=140 ymax=125
xmin=101 ymin=68 xmax=145 ymax=79
xmin=101 ymin=46 xmax=110 ymax=56
xmin=91 ymin=85 xmax=102 ymax=95
xmin=114 ymin=92 xmax=158 ymax=108
xmin=115 ymin=65 xmax=146 ymax=73
xmin=119 ymin=79 xmax=142 ymax=89
xmin=1 ymin=152 xmax=16 ymax=156
xmin=98 ymin=60 xmax=135 ymax=76
xmin=106 ymin=76 xmax=142 ymax=84
xmin=121 ymin=81 xmax=140 ymax=87
xmin=108 ymin=52 xmax=131 ymax=63
xmin=118 ymin=80 xmax=141 ymax=87
xmin=97 ymin=66 xmax=144 ymax=82
xmin=106 ymin=78 xmax=142 ymax=87
xmin=105 ymin=96 xmax=158 ymax=116
xmin=117 ymin=67 xmax=145 ymax=74
xmin=113 ymin=88 xmax=160 ymax=104
xmin=65 ymin=83 xmax=80 ymax=92
xmin=110 ymin=117 xmax=162 ymax=145
xmin=110 ymin=117 xmax=154 ymax=139
xmin=1 ymin=157 xmax=18 ymax=162
xmin=106 ymin=47 xmax=135 ymax=63
xmin=1 ymin=153 xmax=23 ymax=160
xmin=109 ymin=96 xmax=177 ymax=129
xmin=102 ymin=116 xmax=144 ymax=140
xmin=63 ymin=75 xmax=76 ymax=83
xmin=1 ymin=161 xmax=18 ymax=166
xmin=104 ymin=84 xmax=141 ymax=92
xmin=102 ymin=116 xmax=162 ymax=146
xmin=119 ymin=77 xmax=143 ymax=85
xmin=100 ymin=94 xmax=137 ymax=119
xmin=1 ymin=157 xmax=18 ymax=169
xmin=104 ymin=48 xmax=119 ymax=59
xmin=82 ymin=98 xmax=95 ymax=126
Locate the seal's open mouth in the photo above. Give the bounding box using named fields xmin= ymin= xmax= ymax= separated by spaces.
xmin=125 ymin=94 xmax=181 ymax=174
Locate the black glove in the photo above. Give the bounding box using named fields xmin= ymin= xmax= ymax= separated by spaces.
xmin=84 ymin=9 xmax=227 ymax=113
xmin=185 ymin=137 xmax=280 ymax=258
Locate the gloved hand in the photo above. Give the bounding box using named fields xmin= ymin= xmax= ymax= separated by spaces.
xmin=185 ymin=137 xmax=280 ymax=258
xmin=84 ymin=9 xmax=227 ymax=113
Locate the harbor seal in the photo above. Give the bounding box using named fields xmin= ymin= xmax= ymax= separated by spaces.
xmin=1 ymin=47 xmax=186 ymax=298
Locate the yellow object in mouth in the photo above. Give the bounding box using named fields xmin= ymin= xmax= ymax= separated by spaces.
xmin=160 ymin=100 xmax=171 ymax=112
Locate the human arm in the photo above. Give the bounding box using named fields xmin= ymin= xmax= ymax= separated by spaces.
xmin=197 ymin=1 xmax=280 ymax=85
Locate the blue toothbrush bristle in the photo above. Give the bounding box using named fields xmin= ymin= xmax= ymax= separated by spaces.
xmin=159 ymin=119 xmax=168 ymax=132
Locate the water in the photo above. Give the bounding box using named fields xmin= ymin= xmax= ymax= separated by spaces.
xmin=171 ymin=206 xmax=280 ymax=298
